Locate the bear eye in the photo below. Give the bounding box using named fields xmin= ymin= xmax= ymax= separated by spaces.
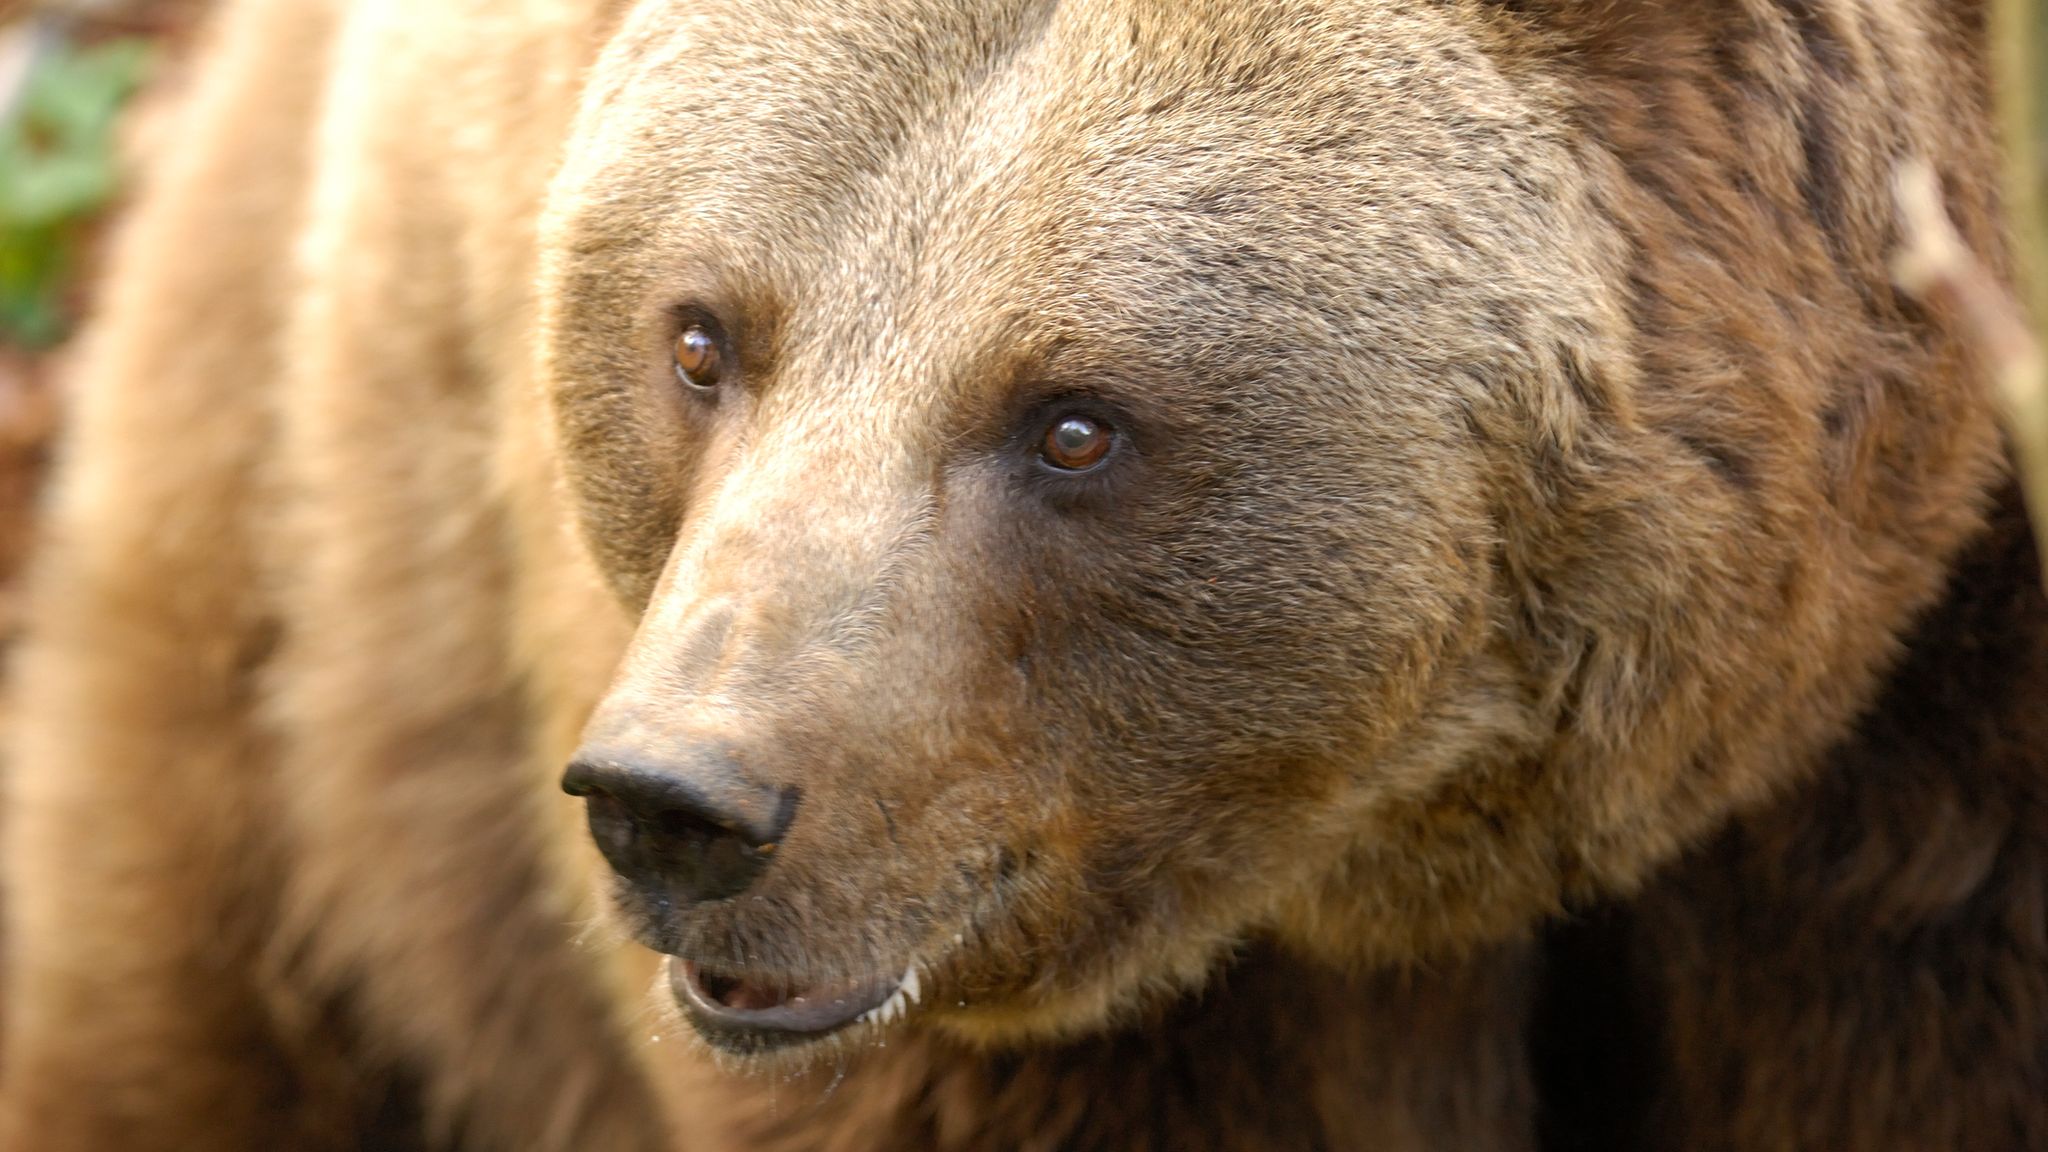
xmin=673 ymin=323 xmax=726 ymax=392
xmin=1039 ymin=414 xmax=1114 ymax=472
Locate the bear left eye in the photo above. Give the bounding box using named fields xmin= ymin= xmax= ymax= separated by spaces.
xmin=673 ymin=323 xmax=727 ymax=392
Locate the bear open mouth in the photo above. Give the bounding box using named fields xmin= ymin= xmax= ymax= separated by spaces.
xmin=670 ymin=958 xmax=916 ymax=1050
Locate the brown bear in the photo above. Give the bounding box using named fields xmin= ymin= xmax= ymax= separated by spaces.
xmin=2 ymin=0 xmax=2039 ymax=1149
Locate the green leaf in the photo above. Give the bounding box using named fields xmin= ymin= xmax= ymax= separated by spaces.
xmin=0 ymin=32 xmax=151 ymax=345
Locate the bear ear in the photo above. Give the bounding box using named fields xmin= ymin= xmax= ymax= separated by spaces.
xmin=1466 ymin=1 xmax=1754 ymax=94
xmin=1475 ymin=0 xmax=1986 ymax=60
xmin=1473 ymin=1 xmax=1731 ymax=56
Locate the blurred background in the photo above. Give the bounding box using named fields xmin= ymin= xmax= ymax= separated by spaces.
xmin=0 ymin=0 xmax=198 ymax=681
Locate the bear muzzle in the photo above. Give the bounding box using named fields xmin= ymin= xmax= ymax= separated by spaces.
xmin=562 ymin=742 xmax=922 ymax=1049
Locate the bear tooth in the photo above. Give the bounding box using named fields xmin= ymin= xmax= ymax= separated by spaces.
xmin=861 ymin=985 xmax=909 ymax=1027
xmin=902 ymin=965 xmax=921 ymax=1005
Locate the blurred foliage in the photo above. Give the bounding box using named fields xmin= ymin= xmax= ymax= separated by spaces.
xmin=1991 ymin=0 xmax=2048 ymax=574
xmin=0 ymin=29 xmax=149 ymax=347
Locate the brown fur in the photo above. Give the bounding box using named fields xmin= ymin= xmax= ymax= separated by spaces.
xmin=0 ymin=0 xmax=2035 ymax=1149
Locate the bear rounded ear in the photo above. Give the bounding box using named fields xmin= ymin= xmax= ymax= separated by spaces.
xmin=1476 ymin=0 xmax=1985 ymax=60
xmin=1464 ymin=0 xmax=1754 ymax=94
xmin=1473 ymin=0 xmax=1734 ymax=55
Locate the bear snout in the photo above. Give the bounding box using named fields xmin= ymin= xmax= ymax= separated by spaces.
xmin=562 ymin=748 xmax=800 ymax=911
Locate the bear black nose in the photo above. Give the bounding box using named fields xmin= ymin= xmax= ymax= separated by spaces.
xmin=562 ymin=750 xmax=799 ymax=906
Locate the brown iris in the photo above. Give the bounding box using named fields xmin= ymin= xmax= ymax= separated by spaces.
xmin=1041 ymin=415 xmax=1113 ymax=471
xmin=673 ymin=324 xmax=724 ymax=391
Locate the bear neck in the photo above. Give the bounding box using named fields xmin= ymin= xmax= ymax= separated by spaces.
xmin=1540 ymin=476 xmax=2048 ymax=1149
xmin=714 ymin=939 xmax=1535 ymax=1152
xmin=1718 ymin=473 xmax=2048 ymax=927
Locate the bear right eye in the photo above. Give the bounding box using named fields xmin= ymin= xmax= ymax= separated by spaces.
xmin=1040 ymin=414 xmax=1114 ymax=472
xmin=673 ymin=323 xmax=727 ymax=393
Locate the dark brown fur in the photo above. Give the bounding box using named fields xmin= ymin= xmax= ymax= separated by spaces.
xmin=1639 ymin=485 xmax=2048 ymax=1151
xmin=699 ymin=942 xmax=1533 ymax=1152
xmin=1 ymin=1 xmax=2037 ymax=1150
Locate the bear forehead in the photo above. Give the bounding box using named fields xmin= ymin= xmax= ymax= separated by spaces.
xmin=551 ymin=0 xmax=1599 ymax=377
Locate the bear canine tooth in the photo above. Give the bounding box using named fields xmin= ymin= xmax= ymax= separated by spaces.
xmin=859 ymin=981 xmax=912 ymax=1028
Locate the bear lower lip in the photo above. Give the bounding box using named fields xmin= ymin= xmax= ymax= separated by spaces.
xmin=670 ymin=958 xmax=903 ymax=1046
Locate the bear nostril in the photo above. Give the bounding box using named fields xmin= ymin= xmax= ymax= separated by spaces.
xmin=649 ymin=804 xmax=771 ymax=900
xmin=563 ymin=753 xmax=796 ymax=907
xmin=560 ymin=758 xmax=605 ymax=798
xmin=656 ymin=804 xmax=734 ymax=843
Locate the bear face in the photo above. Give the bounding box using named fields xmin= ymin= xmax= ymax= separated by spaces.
xmin=535 ymin=0 xmax=1997 ymax=1063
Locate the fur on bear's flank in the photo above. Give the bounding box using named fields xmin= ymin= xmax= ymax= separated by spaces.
xmin=3 ymin=1 xmax=2041 ymax=1151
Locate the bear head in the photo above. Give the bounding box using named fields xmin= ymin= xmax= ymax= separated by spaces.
xmin=536 ymin=0 xmax=1999 ymax=1062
